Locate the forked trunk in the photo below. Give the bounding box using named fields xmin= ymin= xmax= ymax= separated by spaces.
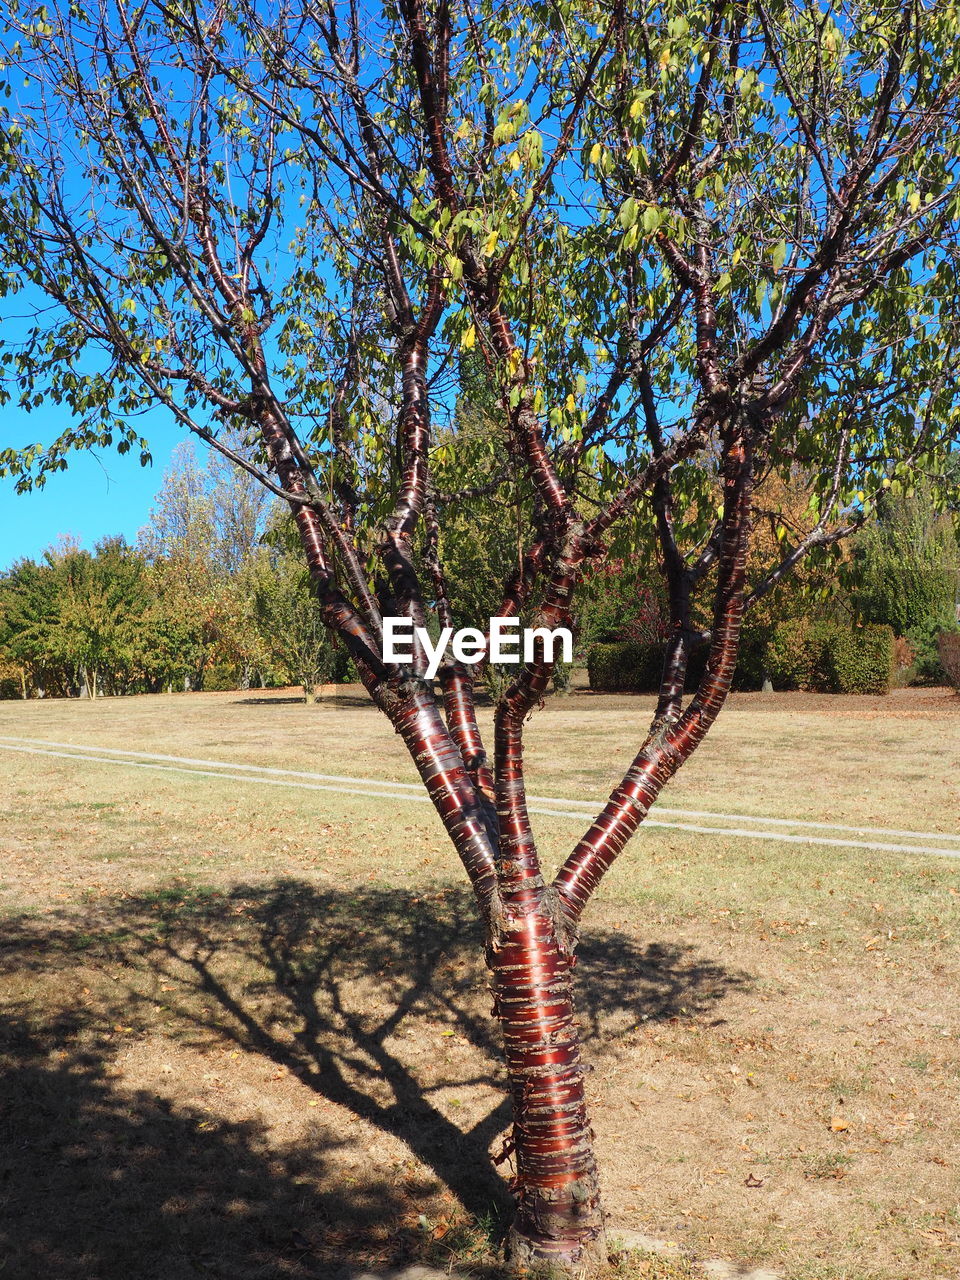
xmin=491 ymin=897 xmax=606 ymax=1278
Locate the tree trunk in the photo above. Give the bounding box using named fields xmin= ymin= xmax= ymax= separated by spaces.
xmin=491 ymin=898 xmax=606 ymax=1278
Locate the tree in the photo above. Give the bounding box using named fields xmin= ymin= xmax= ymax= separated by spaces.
xmin=251 ymin=526 xmax=340 ymax=701
xmin=0 ymin=537 xmax=151 ymax=697
xmin=1 ymin=1 xmax=960 ymax=1272
xmin=136 ymin=554 xmax=224 ymax=692
xmin=56 ymin=536 xmax=151 ymax=697
xmin=0 ymin=550 xmax=71 ymax=698
xmin=139 ymin=434 xmax=274 ymax=574
xmin=137 ymin=435 xmax=278 ymax=689
xmin=849 ymin=481 xmax=960 ymax=679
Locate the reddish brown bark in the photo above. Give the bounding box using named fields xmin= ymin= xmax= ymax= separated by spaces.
xmin=391 ymin=686 xmax=501 ymax=920
xmin=554 ymin=431 xmax=754 ymax=924
xmin=492 ymin=906 xmax=604 ymax=1274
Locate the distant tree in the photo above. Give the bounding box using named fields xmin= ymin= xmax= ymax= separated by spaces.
xmin=850 ymin=482 xmax=960 ymax=680
xmin=138 ymin=435 xmax=276 ymax=689
xmin=578 ymin=559 xmax=670 ymax=648
xmin=139 ymin=435 xmax=273 ymax=575
xmin=251 ymin=548 xmax=338 ymax=702
xmin=138 ymin=443 xmax=215 ymax=567
xmin=0 ymin=538 xmax=150 ymax=697
xmin=212 ymin=564 xmax=275 ymax=690
xmin=206 ymin=441 xmax=275 ymax=575
xmin=56 ymin=537 xmax=151 ymax=697
xmin=136 ymin=556 xmax=220 ymax=692
xmin=429 ymin=405 xmax=538 ymax=697
xmin=0 ymin=552 xmax=69 ymax=697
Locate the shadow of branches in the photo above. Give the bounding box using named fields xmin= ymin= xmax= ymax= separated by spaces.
xmin=0 ymin=881 xmax=749 ymax=1278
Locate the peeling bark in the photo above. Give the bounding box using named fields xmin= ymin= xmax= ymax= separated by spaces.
xmin=491 ymin=896 xmax=605 ymax=1277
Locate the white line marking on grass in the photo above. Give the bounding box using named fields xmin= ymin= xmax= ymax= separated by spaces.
xmin=0 ymin=743 xmax=432 ymax=805
xmin=532 ymin=797 xmax=960 ymax=844
xmin=0 ymin=734 xmax=426 ymax=791
xmin=2 ymin=738 xmax=959 ymax=860
xmin=3 ymin=733 xmax=959 ymax=845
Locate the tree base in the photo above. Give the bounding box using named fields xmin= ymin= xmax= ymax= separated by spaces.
xmin=506 ymin=1223 xmax=608 ymax=1279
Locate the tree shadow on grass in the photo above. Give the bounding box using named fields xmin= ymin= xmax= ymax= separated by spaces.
xmin=231 ymin=691 xmax=372 ymax=708
xmin=230 ymin=693 xmax=312 ymax=704
xmin=0 ymin=882 xmax=749 ymax=1278
xmin=0 ymin=1009 xmax=395 ymax=1280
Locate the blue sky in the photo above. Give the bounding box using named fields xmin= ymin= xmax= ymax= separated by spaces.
xmin=1 ymin=410 xmax=185 ymax=571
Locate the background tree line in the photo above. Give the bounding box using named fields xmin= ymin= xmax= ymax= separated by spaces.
xmin=4 ymin=426 xmax=958 ymax=702
xmin=0 ymin=440 xmax=354 ymax=701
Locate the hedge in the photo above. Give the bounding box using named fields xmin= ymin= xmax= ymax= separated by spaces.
xmin=766 ymin=619 xmax=895 ymax=694
xmin=587 ymin=627 xmax=775 ymax=694
xmin=585 ymin=634 xmax=760 ymax=694
xmin=587 ymin=622 xmax=895 ymax=695
xmin=825 ymin=624 xmax=896 ymax=694
xmin=586 ymin=640 xmax=664 ymax=693
xmin=938 ymin=631 xmax=960 ymax=690
xmin=765 ymin=618 xmax=828 ymax=691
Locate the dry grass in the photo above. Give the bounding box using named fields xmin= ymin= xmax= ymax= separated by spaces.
xmin=0 ymin=684 xmax=958 ymax=1280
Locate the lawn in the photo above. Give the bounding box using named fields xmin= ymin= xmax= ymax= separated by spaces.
xmin=0 ymin=684 xmax=958 ymax=1280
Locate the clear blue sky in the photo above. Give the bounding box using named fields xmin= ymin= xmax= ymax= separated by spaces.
xmin=1 ymin=410 xmax=185 ymax=571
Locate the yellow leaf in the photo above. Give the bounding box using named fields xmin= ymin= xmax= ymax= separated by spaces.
xmin=461 ymin=324 xmax=476 ymax=350
xmin=481 ymin=228 xmax=499 ymax=257
xmin=830 ymin=1115 xmax=849 ymax=1132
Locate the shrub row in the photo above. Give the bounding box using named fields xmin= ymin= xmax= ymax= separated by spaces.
xmin=586 ymin=640 xmax=665 ymax=693
xmin=765 ymin=619 xmax=895 ymax=694
xmin=587 ymin=621 xmax=896 ymax=695
xmin=583 ymin=637 xmax=714 ymax=694
xmin=939 ymin=631 xmax=960 ymax=690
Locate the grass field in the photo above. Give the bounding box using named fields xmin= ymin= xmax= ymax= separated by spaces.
xmin=1 ymin=683 xmax=958 ymax=1280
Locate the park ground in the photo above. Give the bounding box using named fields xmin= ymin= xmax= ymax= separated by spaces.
xmin=0 ymin=683 xmax=958 ymax=1280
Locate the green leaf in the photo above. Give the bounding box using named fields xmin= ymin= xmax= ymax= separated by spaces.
xmin=618 ymin=196 xmax=638 ymax=231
